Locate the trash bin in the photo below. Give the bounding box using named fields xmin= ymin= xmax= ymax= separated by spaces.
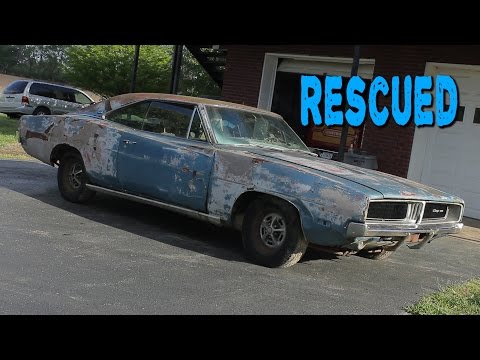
xmin=344 ymin=151 xmax=378 ymax=170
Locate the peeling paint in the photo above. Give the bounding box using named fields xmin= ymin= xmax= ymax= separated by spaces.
xmin=19 ymin=94 xmax=464 ymax=251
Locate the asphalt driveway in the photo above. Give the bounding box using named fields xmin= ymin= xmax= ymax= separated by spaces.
xmin=0 ymin=159 xmax=479 ymax=314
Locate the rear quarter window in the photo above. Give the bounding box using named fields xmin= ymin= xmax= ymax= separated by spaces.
xmin=3 ymin=80 xmax=28 ymax=94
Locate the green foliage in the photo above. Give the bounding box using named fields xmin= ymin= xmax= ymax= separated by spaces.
xmin=406 ymin=278 xmax=480 ymax=315
xmin=0 ymin=46 xmax=21 ymax=74
xmin=0 ymin=45 xmax=221 ymax=98
xmin=0 ymin=45 xmax=70 ymax=81
xmin=180 ymin=47 xmax=221 ymax=97
xmin=63 ymin=45 xmax=172 ymax=97
xmin=0 ymin=114 xmax=18 ymax=147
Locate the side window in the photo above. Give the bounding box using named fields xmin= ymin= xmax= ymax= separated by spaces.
xmin=29 ymin=83 xmax=56 ymax=98
xmin=144 ymin=101 xmax=194 ymax=137
xmin=106 ymin=101 xmax=150 ymax=130
xmin=3 ymin=80 xmax=28 ymax=94
xmin=188 ymin=110 xmax=207 ymax=142
xmin=74 ymin=91 xmax=92 ymax=105
xmin=56 ymin=86 xmax=75 ymax=102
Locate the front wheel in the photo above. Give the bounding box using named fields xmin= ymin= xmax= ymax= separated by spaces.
xmin=57 ymin=152 xmax=95 ymax=203
xmin=242 ymin=198 xmax=308 ymax=268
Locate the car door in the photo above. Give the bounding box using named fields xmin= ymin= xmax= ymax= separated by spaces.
xmin=116 ymin=101 xmax=215 ymax=212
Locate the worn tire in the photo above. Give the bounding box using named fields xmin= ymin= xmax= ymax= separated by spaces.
xmin=358 ymin=247 xmax=396 ymax=260
xmin=242 ymin=198 xmax=308 ymax=268
xmin=57 ymin=152 xmax=95 ymax=203
xmin=33 ymin=107 xmax=50 ymax=115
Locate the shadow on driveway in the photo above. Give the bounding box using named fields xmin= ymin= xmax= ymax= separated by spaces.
xmin=0 ymin=159 xmax=339 ymax=265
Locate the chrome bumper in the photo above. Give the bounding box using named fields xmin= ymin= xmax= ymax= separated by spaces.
xmin=346 ymin=221 xmax=464 ymax=238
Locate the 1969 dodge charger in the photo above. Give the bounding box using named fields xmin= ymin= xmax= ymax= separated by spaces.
xmin=18 ymin=93 xmax=465 ymax=267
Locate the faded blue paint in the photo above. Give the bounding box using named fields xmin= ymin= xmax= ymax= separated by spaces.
xmin=19 ymin=97 xmax=464 ymax=251
xmin=118 ymin=130 xmax=214 ymax=212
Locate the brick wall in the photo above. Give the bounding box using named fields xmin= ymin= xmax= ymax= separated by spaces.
xmin=221 ymin=45 xmax=480 ymax=177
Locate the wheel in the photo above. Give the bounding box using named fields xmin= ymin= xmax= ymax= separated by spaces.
xmin=57 ymin=152 xmax=95 ymax=203
xmin=242 ymin=198 xmax=308 ymax=268
xmin=358 ymin=247 xmax=396 ymax=260
xmin=33 ymin=107 xmax=50 ymax=115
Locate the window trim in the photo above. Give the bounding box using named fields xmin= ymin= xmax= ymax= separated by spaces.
xmin=102 ymin=99 xmax=216 ymax=144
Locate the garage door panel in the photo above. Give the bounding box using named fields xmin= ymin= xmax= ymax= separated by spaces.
xmin=409 ymin=63 xmax=480 ymax=219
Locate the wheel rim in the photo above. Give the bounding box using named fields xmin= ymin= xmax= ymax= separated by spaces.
xmin=68 ymin=162 xmax=84 ymax=189
xmin=260 ymin=213 xmax=286 ymax=248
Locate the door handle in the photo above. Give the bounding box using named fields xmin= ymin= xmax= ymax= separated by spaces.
xmin=123 ymin=140 xmax=137 ymax=145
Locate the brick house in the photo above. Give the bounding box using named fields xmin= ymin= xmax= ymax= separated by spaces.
xmin=187 ymin=45 xmax=480 ymax=218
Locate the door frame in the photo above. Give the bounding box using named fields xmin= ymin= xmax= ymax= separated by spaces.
xmin=257 ymin=53 xmax=376 ymax=111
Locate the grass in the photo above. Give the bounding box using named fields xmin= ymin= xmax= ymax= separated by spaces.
xmin=0 ymin=114 xmax=31 ymax=159
xmin=406 ymin=278 xmax=480 ymax=315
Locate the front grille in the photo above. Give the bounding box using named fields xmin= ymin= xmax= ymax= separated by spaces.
xmin=422 ymin=203 xmax=462 ymax=222
xmin=367 ymin=202 xmax=408 ymax=220
xmin=423 ymin=203 xmax=448 ymax=219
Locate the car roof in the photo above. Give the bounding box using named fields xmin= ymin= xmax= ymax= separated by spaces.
xmin=107 ymin=93 xmax=282 ymax=117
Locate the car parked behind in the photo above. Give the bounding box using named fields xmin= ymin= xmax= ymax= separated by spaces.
xmin=0 ymin=80 xmax=94 ymax=118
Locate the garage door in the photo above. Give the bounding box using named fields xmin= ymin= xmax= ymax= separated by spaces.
xmin=408 ymin=63 xmax=480 ymax=219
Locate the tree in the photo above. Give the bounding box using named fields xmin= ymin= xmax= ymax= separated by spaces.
xmin=0 ymin=45 xmax=21 ymax=74
xmin=63 ymin=45 xmax=172 ymax=97
xmin=180 ymin=47 xmax=221 ymax=97
xmin=6 ymin=45 xmax=70 ymax=81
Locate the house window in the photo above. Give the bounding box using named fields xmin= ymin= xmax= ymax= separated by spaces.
xmin=473 ymin=108 xmax=480 ymax=124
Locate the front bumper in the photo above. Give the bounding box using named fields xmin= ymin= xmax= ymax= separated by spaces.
xmin=346 ymin=221 xmax=464 ymax=238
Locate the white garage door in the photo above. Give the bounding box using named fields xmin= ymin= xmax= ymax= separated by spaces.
xmin=408 ymin=62 xmax=480 ymax=219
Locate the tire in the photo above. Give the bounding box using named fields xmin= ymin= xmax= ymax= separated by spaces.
xmin=242 ymin=198 xmax=308 ymax=268
xmin=33 ymin=107 xmax=50 ymax=116
xmin=57 ymin=152 xmax=95 ymax=203
xmin=358 ymin=247 xmax=395 ymax=260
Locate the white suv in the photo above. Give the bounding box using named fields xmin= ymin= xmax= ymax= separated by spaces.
xmin=0 ymin=80 xmax=94 ymax=118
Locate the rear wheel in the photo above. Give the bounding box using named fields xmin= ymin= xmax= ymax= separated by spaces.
xmin=57 ymin=152 xmax=95 ymax=203
xmin=33 ymin=107 xmax=50 ymax=115
xmin=242 ymin=198 xmax=308 ymax=268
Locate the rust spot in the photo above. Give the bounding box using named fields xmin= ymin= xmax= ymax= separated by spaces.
xmin=406 ymin=234 xmax=421 ymax=244
xmin=44 ymin=123 xmax=55 ymax=134
xmin=182 ymin=166 xmax=190 ymax=173
xmin=252 ymin=158 xmax=264 ymax=165
xmin=25 ymin=130 xmax=47 ymax=141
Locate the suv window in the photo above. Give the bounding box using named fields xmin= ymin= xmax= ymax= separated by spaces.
xmin=73 ymin=90 xmax=92 ymax=105
xmin=55 ymin=86 xmax=76 ymax=102
xmin=144 ymin=101 xmax=194 ymax=137
xmin=3 ymin=80 xmax=28 ymax=94
xmin=106 ymin=101 xmax=150 ymax=130
xmin=29 ymin=83 xmax=56 ymax=98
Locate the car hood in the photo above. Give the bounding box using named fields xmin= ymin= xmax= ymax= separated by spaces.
xmin=233 ymin=147 xmax=463 ymax=203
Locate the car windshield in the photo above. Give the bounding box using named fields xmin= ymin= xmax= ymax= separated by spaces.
xmin=205 ymin=106 xmax=311 ymax=152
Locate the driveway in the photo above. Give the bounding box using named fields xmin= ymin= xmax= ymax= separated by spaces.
xmin=0 ymin=159 xmax=479 ymax=314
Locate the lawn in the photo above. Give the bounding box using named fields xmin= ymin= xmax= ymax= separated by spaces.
xmin=0 ymin=114 xmax=31 ymax=159
xmin=406 ymin=278 xmax=480 ymax=315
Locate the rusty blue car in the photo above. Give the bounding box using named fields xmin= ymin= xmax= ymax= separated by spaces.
xmin=18 ymin=93 xmax=465 ymax=267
